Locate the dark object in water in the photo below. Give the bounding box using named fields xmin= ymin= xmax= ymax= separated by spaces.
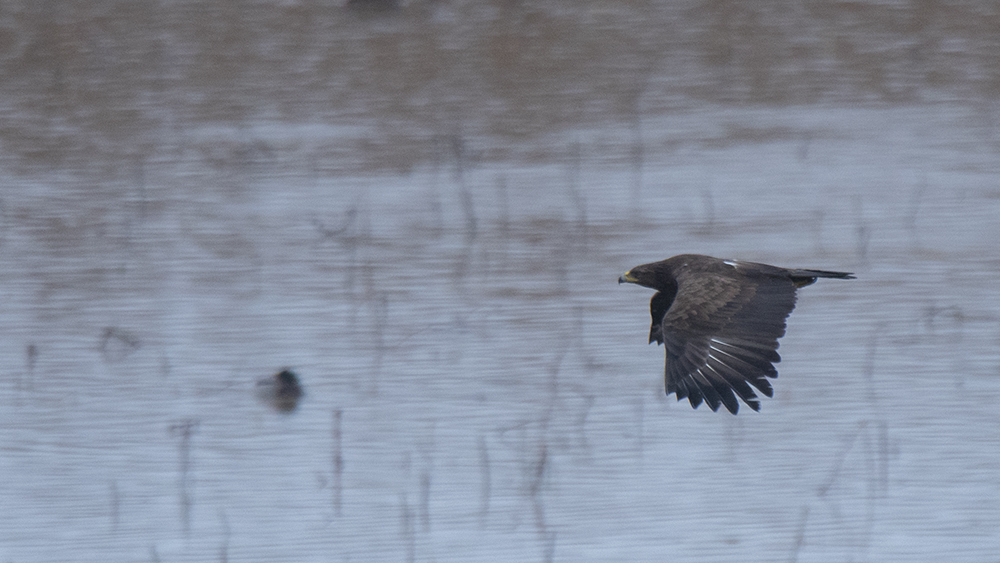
xmin=256 ymin=369 xmax=304 ymax=413
xmin=619 ymin=254 xmax=854 ymax=414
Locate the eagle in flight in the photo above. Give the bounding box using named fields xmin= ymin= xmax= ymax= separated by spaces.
xmin=619 ymin=254 xmax=854 ymax=414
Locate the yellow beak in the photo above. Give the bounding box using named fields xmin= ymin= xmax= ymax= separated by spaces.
xmin=618 ymin=270 xmax=638 ymax=284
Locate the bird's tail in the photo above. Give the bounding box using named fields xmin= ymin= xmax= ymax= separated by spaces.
xmin=788 ymin=269 xmax=856 ymax=287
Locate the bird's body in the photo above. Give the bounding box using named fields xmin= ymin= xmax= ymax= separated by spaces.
xmin=619 ymin=254 xmax=853 ymax=414
xmin=256 ymin=369 xmax=304 ymax=413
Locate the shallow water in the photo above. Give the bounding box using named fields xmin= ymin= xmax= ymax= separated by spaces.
xmin=1 ymin=2 xmax=1000 ymax=562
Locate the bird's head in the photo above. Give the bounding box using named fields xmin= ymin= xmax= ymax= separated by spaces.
xmin=618 ymin=263 xmax=662 ymax=289
xmin=276 ymin=369 xmax=299 ymax=387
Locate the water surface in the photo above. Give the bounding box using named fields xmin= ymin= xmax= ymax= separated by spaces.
xmin=1 ymin=2 xmax=999 ymax=562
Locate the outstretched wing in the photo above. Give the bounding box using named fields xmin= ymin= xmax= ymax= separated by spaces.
xmin=661 ymin=269 xmax=798 ymax=413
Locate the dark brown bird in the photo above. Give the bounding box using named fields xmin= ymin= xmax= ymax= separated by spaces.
xmin=256 ymin=369 xmax=304 ymax=413
xmin=619 ymin=254 xmax=854 ymax=414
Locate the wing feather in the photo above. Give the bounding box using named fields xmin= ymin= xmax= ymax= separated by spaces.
xmin=661 ymin=267 xmax=798 ymax=413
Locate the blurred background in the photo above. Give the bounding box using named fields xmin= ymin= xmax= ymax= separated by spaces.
xmin=1 ymin=1 xmax=999 ymax=561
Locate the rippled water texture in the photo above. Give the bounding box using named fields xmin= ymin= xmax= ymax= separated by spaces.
xmin=1 ymin=1 xmax=999 ymax=561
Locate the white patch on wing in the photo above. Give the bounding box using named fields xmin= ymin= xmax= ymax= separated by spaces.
xmin=723 ymin=260 xmax=739 ymax=267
